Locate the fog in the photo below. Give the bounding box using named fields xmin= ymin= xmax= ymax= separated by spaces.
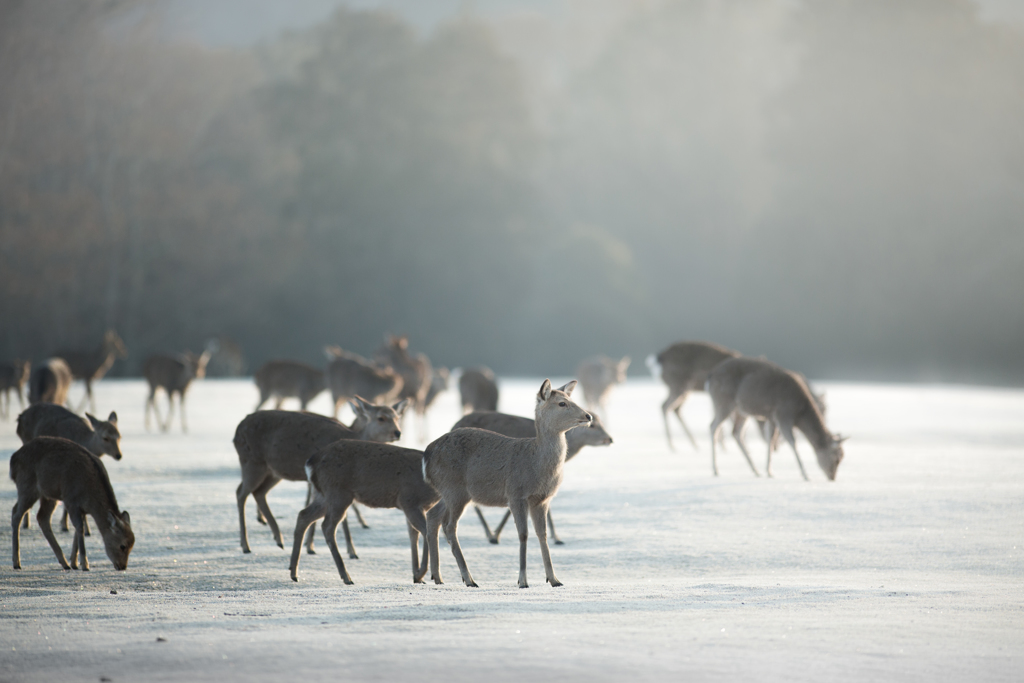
xmin=2 ymin=0 xmax=1022 ymax=383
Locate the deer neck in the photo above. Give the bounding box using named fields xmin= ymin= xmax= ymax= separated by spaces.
xmin=533 ymin=414 xmax=570 ymax=470
xmin=795 ymin=408 xmax=831 ymax=452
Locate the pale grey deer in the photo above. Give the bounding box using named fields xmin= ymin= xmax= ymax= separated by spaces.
xmin=576 ymin=355 xmax=630 ymax=421
xmin=10 ymin=436 xmax=134 ymax=571
xmin=324 ymin=346 xmax=403 ymax=419
xmin=143 ymin=341 xmax=217 ymax=433
xmin=453 ymin=410 xmax=613 ymax=545
xmin=707 ymin=357 xmax=846 ymax=480
xmin=290 ymin=440 xmax=439 ymax=584
xmin=374 ymin=335 xmax=431 ymax=414
xmin=254 ymin=360 xmax=326 ymax=411
xmin=424 ymin=379 xmax=592 ymax=588
xmin=458 ymin=366 xmax=498 ymax=414
xmin=233 ymin=397 xmax=407 ymax=554
xmin=0 ymin=360 xmax=30 ymax=419
xmin=28 ymin=358 xmax=74 ymax=407
xmin=54 ymin=329 xmax=127 ymax=413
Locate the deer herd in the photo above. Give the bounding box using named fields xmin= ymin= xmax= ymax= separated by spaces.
xmin=4 ymin=331 xmax=846 ymax=588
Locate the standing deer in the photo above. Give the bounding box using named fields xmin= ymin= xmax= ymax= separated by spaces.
xmin=324 ymin=346 xmax=403 ymax=419
xmin=647 ymin=341 xmax=741 ymax=451
xmin=16 ymin=404 xmax=122 ymax=533
xmin=458 ymin=366 xmax=498 ymax=413
xmin=143 ymin=341 xmax=217 ymax=433
xmin=254 ymin=360 xmax=326 ymax=411
xmin=233 ymin=397 xmax=407 ymax=554
xmin=0 ymin=360 xmax=30 ymax=419
xmin=424 ymin=379 xmax=592 ymax=588
xmin=707 ymin=356 xmax=846 ymax=480
xmin=374 ymin=335 xmax=431 ymax=415
xmin=453 ymin=410 xmax=613 ymax=545
xmin=576 ymin=355 xmax=630 ymax=420
xmin=28 ymin=358 xmax=74 ymax=407
xmin=55 ymin=329 xmax=127 ymax=413
xmin=10 ymin=436 xmax=134 ymax=571
xmin=290 ymin=440 xmax=439 ymax=584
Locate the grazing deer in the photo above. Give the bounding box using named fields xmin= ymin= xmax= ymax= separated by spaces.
xmin=424 ymin=379 xmax=592 ymax=588
xmin=28 ymin=358 xmax=74 ymax=407
xmin=254 ymin=360 xmax=326 ymax=411
xmin=454 ymin=410 xmax=613 ymax=545
xmin=290 ymin=441 xmax=440 ymax=584
xmin=647 ymin=341 xmax=741 ymax=451
xmin=577 ymin=355 xmax=630 ymax=420
xmin=55 ymin=329 xmax=127 ymax=413
xmin=143 ymin=341 xmax=217 ymax=433
xmin=0 ymin=360 xmax=30 ymax=419
xmin=10 ymin=436 xmax=134 ymax=571
xmin=374 ymin=335 xmax=431 ymax=414
xmin=458 ymin=366 xmax=498 ymax=413
xmin=324 ymin=346 xmax=403 ymax=419
xmin=233 ymin=397 xmax=407 ymax=554
xmin=707 ymin=357 xmax=846 ymax=480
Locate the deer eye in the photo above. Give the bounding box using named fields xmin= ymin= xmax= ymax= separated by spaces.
xmin=120 ymin=545 xmax=126 ymax=551
xmin=378 ymin=417 xmax=386 ymax=422
xmin=558 ymin=402 xmax=566 ymax=407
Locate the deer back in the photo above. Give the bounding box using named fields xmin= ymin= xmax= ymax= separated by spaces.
xmin=459 ymin=367 xmax=498 ymax=412
xmin=255 ymin=360 xmax=325 ymax=397
xmin=17 ymin=404 xmax=122 ymax=460
xmin=28 ymin=358 xmax=73 ymax=405
xmin=306 ymin=440 xmax=438 ymax=510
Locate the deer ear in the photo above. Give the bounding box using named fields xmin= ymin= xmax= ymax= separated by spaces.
xmin=351 ymin=396 xmax=370 ymax=415
xmin=121 ymin=510 xmax=130 ymax=526
xmin=538 ymin=379 xmax=552 ymax=402
xmin=108 ymin=411 xmax=118 ymax=425
xmin=557 ymin=380 xmax=577 ymax=396
xmin=86 ymin=413 xmax=100 ymax=428
xmin=393 ymin=398 xmax=409 ymax=417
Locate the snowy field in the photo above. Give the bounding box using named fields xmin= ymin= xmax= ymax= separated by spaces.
xmin=1 ymin=377 xmax=1022 ymax=682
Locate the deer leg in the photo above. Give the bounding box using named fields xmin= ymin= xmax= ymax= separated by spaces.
xmin=22 ymin=503 xmax=31 ymax=529
xmin=764 ymin=421 xmax=778 ymax=477
xmin=341 ymin=517 xmax=358 ymax=559
xmin=731 ymin=416 xmax=761 ymax=477
xmin=179 ymin=394 xmax=189 ymax=433
xmin=69 ymin=510 xmax=89 ymax=571
xmin=474 ymin=505 xmax=501 ymax=544
xmin=427 ymin=501 xmax=446 ymax=584
xmin=779 ymin=422 xmax=810 ymax=481
xmin=11 ymin=491 xmax=39 ymax=569
xmin=547 ymin=509 xmax=564 ymax=545
xmin=510 ymin=498 xmax=530 ymax=588
xmin=145 ymin=391 xmax=157 ymax=431
xmin=303 ymin=484 xmax=317 ymax=555
xmin=403 ymin=506 xmax=429 ymax=583
xmin=673 ymin=404 xmax=700 ymax=451
xmin=442 ymin=497 xmax=476 ymax=587
xmin=252 ymin=475 xmax=283 ymax=548
xmin=1 ymin=389 xmax=7 ymax=419
xmin=350 ymin=503 xmax=370 ymax=529
xmin=161 ymin=393 xmax=174 ymax=433
xmin=289 ymin=497 xmax=326 ymax=582
xmin=660 ymin=392 xmax=684 ymax=452
xmin=35 ymin=499 xmax=70 ymax=570
xmin=321 ymin=503 xmax=355 ymax=585
xmin=531 ymin=501 xmax=562 ymax=587
xmin=709 ymin=410 xmax=730 ymax=477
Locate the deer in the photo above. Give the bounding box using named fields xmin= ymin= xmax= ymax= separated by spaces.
xmin=290 ymin=440 xmax=440 ymax=584
xmin=374 ymin=335 xmax=431 ymax=415
xmin=0 ymin=359 xmax=30 ymax=419
xmin=28 ymin=358 xmax=74 ymax=407
xmin=233 ymin=396 xmax=408 ymax=555
xmin=646 ymin=341 xmax=741 ymax=451
xmin=16 ymin=404 xmax=122 ymax=534
xmin=254 ymin=360 xmax=326 ymax=411
xmin=54 ymin=329 xmax=127 ymax=413
xmin=576 ymin=355 xmax=630 ymax=421
xmin=324 ymin=346 xmax=403 ymax=420
xmin=10 ymin=436 xmax=134 ymax=571
xmin=424 ymin=379 xmax=592 ymax=588
xmin=143 ymin=340 xmax=217 ymax=433
xmin=458 ymin=366 xmax=498 ymax=413
xmin=706 ymin=356 xmax=846 ymax=480
xmin=453 ymin=410 xmax=613 ymax=545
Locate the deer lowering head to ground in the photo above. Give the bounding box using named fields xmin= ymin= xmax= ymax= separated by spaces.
xmin=254 ymin=360 xmax=326 ymax=411
xmin=576 ymin=355 xmax=630 ymax=420
xmin=10 ymin=436 xmax=134 ymax=571
xmin=453 ymin=410 xmax=613 ymax=545
xmin=290 ymin=440 xmax=440 ymax=584
xmin=0 ymin=360 xmax=30 ymax=419
xmin=233 ymin=397 xmax=408 ymax=554
xmin=28 ymin=358 xmax=74 ymax=407
xmin=55 ymin=330 xmax=127 ymax=413
xmin=707 ymin=357 xmax=846 ymax=481
xmin=324 ymin=346 xmax=403 ymax=419
xmin=646 ymin=341 xmax=741 ymax=451
xmin=458 ymin=366 xmax=498 ymax=414
xmin=424 ymin=379 xmax=592 ymax=588
xmin=143 ymin=341 xmax=217 ymax=433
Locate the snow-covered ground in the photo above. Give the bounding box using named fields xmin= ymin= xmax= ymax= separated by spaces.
xmin=1 ymin=378 xmax=1022 ymax=682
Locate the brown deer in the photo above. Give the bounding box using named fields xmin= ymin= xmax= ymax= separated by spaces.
xmin=290 ymin=440 xmax=439 ymax=584
xmin=233 ymin=397 xmax=407 ymax=554
xmin=10 ymin=437 xmax=134 ymax=571
xmin=453 ymin=410 xmax=613 ymax=545
xmin=55 ymin=330 xmax=127 ymax=413
xmin=28 ymin=358 xmax=74 ymax=407
xmin=458 ymin=366 xmax=498 ymax=413
xmin=374 ymin=335 xmax=431 ymax=414
xmin=324 ymin=346 xmax=403 ymax=419
xmin=647 ymin=341 xmax=741 ymax=451
xmin=143 ymin=341 xmax=216 ymax=433
xmin=0 ymin=359 xmax=30 ymax=419
xmin=576 ymin=355 xmax=630 ymax=420
xmin=254 ymin=360 xmax=326 ymax=411
xmin=424 ymin=379 xmax=592 ymax=588
xmin=707 ymin=356 xmax=846 ymax=480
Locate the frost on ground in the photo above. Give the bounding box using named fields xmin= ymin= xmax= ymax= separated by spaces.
xmin=0 ymin=378 xmax=1022 ymax=682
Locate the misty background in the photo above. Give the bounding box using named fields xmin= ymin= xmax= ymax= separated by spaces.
xmin=1 ymin=0 xmax=1022 ymax=383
